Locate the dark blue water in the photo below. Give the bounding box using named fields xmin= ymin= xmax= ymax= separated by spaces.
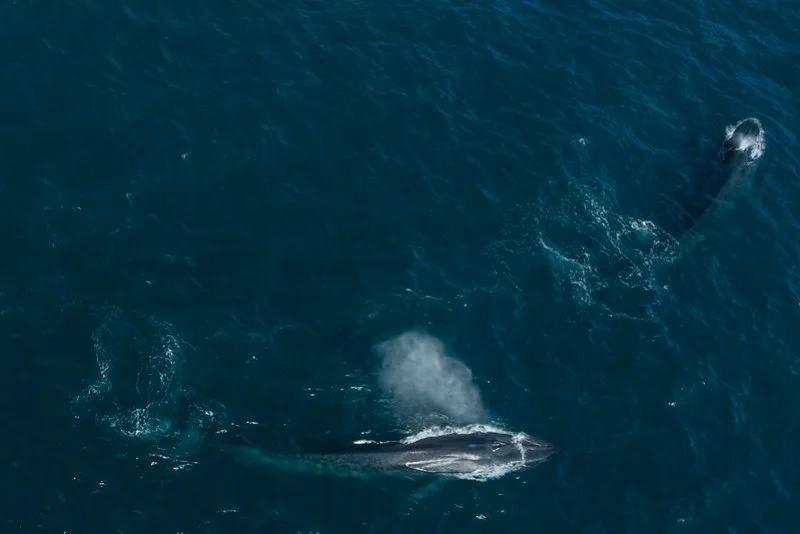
xmin=2 ymin=1 xmax=800 ymax=532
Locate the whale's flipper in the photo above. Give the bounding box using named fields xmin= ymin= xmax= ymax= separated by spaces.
xmin=408 ymin=478 xmax=449 ymax=505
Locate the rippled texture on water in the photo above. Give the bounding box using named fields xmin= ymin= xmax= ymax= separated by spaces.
xmin=2 ymin=0 xmax=799 ymax=532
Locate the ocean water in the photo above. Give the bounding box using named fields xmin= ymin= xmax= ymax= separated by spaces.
xmin=2 ymin=0 xmax=800 ymax=532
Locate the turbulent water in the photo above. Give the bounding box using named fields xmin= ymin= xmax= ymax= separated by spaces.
xmin=2 ymin=1 xmax=800 ymax=532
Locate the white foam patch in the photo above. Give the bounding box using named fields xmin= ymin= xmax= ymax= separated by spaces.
xmin=630 ymin=218 xmax=658 ymax=234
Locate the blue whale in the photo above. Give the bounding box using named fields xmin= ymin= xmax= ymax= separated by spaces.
xmin=674 ymin=117 xmax=765 ymax=241
xmin=224 ymin=425 xmax=557 ymax=481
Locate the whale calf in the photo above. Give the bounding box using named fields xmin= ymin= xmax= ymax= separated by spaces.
xmin=223 ymin=425 xmax=557 ymax=482
xmin=674 ymin=117 xmax=765 ymax=242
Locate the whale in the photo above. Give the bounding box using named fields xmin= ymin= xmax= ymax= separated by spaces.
xmin=222 ymin=424 xmax=557 ymax=482
xmin=673 ymin=117 xmax=765 ymax=242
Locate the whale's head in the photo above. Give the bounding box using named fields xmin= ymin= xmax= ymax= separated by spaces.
xmin=722 ymin=117 xmax=764 ymax=165
xmin=401 ymin=429 xmax=557 ymax=479
xmin=507 ymin=432 xmax=558 ymax=467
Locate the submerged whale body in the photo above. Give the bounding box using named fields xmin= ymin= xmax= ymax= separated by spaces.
xmin=224 ymin=425 xmax=557 ymax=481
xmin=672 ymin=117 xmax=765 ymax=241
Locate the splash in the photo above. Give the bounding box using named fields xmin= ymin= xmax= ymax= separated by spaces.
xmin=375 ymin=331 xmax=488 ymax=430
